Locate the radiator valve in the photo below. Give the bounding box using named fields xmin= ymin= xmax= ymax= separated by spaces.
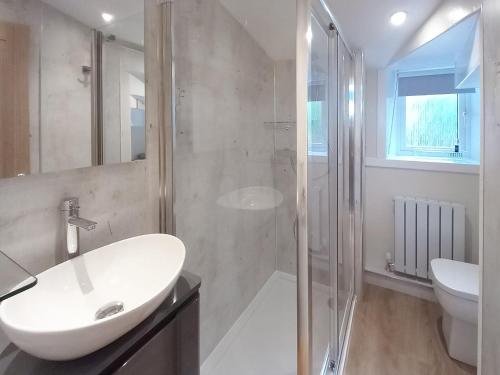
xmin=385 ymin=252 xmax=395 ymax=273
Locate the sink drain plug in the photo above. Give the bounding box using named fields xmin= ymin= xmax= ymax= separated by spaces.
xmin=95 ymin=301 xmax=124 ymax=320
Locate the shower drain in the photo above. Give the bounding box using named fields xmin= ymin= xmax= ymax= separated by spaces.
xmin=95 ymin=301 xmax=124 ymax=320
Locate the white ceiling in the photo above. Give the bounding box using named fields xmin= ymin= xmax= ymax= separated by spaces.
xmin=42 ymin=0 xmax=454 ymax=69
xmin=325 ymin=0 xmax=443 ymax=68
xmin=392 ymin=12 xmax=479 ymax=71
xmin=219 ymin=0 xmax=296 ymax=61
xmin=219 ymin=0 xmax=444 ymax=67
xmin=42 ymin=0 xmax=144 ymax=46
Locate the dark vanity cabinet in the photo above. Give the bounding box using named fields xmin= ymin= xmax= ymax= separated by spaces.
xmin=0 ymin=272 xmax=201 ymax=375
xmin=115 ymin=296 xmax=199 ymax=375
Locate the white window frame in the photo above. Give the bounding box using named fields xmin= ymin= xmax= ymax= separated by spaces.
xmin=384 ymin=69 xmax=479 ymax=165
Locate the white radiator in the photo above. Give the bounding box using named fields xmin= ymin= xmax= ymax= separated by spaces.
xmin=394 ymin=196 xmax=465 ymax=280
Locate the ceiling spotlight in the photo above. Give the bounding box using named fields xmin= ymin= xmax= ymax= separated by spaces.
xmin=390 ymin=11 xmax=407 ymax=26
xmin=101 ymin=13 xmax=114 ymax=23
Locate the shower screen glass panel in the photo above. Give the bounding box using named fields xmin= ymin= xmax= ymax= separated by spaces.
xmin=337 ymin=38 xmax=355 ymax=357
xmin=308 ymin=10 xmax=335 ymax=373
xmin=307 ymin=1 xmax=355 ymax=370
xmin=172 ymin=0 xmax=297 ymax=373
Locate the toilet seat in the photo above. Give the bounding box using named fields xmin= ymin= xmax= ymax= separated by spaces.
xmin=430 ymin=258 xmax=479 ymax=302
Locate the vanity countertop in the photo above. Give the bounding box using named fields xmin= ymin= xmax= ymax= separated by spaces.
xmin=0 ymin=271 xmax=201 ymax=375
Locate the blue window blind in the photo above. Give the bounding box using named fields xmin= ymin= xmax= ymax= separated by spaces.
xmin=398 ymin=73 xmax=475 ymax=96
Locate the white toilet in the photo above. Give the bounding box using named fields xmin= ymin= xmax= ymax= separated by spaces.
xmin=430 ymin=258 xmax=479 ymax=367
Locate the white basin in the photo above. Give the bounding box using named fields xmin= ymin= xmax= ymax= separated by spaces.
xmin=0 ymin=234 xmax=185 ymax=361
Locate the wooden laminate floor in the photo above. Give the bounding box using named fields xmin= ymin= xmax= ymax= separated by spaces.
xmin=345 ymin=284 xmax=476 ymax=375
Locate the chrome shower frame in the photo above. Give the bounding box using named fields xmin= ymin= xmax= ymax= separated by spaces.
xmin=297 ymin=0 xmax=360 ymax=373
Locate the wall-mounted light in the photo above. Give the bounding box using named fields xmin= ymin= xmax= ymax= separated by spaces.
xmin=390 ymin=11 xmax=407 ymax=26
xmin=101 ymin=13 xmax=114 ymax=23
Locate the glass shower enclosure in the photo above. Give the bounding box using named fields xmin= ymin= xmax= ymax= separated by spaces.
xmin=159 ymin=0 xmax=358 ymax=373
xmin=303 ymin=0 xmax=356 ymax=372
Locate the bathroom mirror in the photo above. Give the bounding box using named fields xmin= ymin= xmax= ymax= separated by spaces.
xmin=0 ymin=0 xmax=145 ymax=179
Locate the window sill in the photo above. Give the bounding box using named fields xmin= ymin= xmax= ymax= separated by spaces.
xmin=308 ymin=152 xmax=328 ymax=163
xmin=308 ymin=151 xmax=327 ymax=157
xmin=365 ymin=157 xmax=480 ymax=175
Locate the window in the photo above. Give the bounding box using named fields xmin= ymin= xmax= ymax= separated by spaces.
xmin=308 ymin=82 xmax=327 ymax=155
xmin=387 ymin=72 xmax=479 ymax=163
xmin=308 ymin=100 xmax=326 ymax=154
xmin=403 ymin=93 xmax=460 ymax=152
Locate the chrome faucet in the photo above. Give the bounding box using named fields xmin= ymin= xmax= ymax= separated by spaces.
xmin=61 ymin=198 xmax=97 ymax=258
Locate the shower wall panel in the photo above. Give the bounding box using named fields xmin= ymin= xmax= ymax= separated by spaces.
xmin=274 ymin=60 xmax=298 ymax=276
xmin=273 ymin=60 xmax=332 ymax=284
xmin=173 ymin=0 xmax=277 ymax=361
xmin=40 ymin=2 xmax=92 ymax=172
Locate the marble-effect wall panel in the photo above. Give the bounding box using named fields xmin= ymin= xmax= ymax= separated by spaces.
xmin=274 ymin=60 xmax=298 ymax=276
xmin=40 ymin=2 xmax=92 ymax=173
xmin=272 ymin=60 xmax=332 ymax=286
xmin=0 ymin=160 xmax=154 ymax=351
xmin=0 ymin=0 xmax=93 ymax=174
xmin=174 ymin=0 xmax=278 ymax=361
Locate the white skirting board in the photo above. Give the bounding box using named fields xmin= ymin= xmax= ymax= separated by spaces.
xmin=336 ymin=296 xmax=357 ymax=375
xmin=364 ymin=269 xmax=436 ymax=302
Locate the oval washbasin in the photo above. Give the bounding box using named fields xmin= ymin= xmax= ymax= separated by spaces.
xmin=0 ymin=234 xmax=186 ymax=361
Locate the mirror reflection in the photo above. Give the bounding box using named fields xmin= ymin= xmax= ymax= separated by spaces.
xmin=0 ymin=0 xmax=145 ymax=179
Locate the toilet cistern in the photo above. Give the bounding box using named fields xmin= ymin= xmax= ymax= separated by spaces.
xmin=61 ymin=198 xmax=97 ymax=258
